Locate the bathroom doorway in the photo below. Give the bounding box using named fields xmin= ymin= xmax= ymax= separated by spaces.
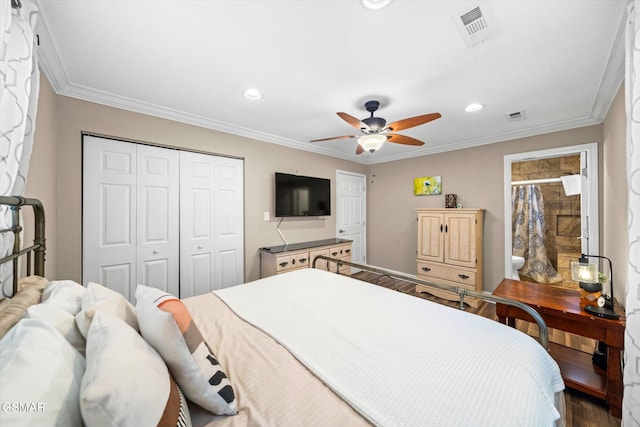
xmin=503 ymin=143 xmax=599 ymax=288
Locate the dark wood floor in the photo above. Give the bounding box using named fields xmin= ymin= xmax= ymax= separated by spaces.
xmin=351 ymin=271 xmax=621 ymax=427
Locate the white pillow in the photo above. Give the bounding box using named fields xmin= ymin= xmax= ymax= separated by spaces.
xmin=136 ymin=285 xmax=237 ymax=415
xmin=81 ymin=312 xmax=191 ymax=427
xmin=0 ymin=319 xmax=84 ymax=427
xmin=75 ymin=282 xmax=138 ymax=338
xmin=41 ymin=280 xmax=86 ymax=315
xmin=26 ymin=304 xmax=86 ymax=354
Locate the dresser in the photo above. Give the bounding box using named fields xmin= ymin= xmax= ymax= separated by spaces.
xmin=260 ymin=238 xmax=352 ymax=278
xmin=415 ymin=208 xmax=484 ymax=307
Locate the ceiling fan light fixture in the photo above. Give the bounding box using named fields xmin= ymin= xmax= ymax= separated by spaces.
xmin=358 ymin=134 xmax=387 ymax=152
xmin=465 ymin=103 xmax=484 ymax=112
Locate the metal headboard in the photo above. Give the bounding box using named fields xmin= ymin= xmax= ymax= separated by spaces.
xmin=0 ymin=196 xmax=46 ymax=296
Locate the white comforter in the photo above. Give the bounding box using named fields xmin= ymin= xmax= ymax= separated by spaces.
xmin=215 ymin=268 xmax=564 ymax=426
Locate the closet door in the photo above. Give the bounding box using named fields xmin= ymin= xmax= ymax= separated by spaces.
xmin=136 ymin=144 xmax=180 ymax=296
xmin=83 ymin=136 xmax=180 ymax=301
xmin=180 ymin=152 xmax=244 ymax=297
xmin=83 ymin=136 xmax=137 ymax=300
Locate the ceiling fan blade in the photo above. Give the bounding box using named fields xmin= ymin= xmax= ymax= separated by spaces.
xmin=356 ymin=144 xmax=364 ymax=155
xmin=387 ymin=134 xmax=425 ymax=146
xmin=310 ymin=135 xmax=357 ymax=142
xmin=337 ymin=112 xmax=370 ymax=131
xmin=386 ymin=113 xmax=441 ymax=132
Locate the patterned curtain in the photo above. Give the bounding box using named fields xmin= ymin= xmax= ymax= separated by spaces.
xmin=512 ymin=185 xmax=562 ymax=284
xmin=0 ymin=0 xmax=40 ymax=297
xmin=624 ymin=1 xmax=640 ymax=423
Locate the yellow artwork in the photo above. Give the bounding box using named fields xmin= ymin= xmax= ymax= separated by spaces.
xmin=414 ymin=176 xmax=442 ymax=195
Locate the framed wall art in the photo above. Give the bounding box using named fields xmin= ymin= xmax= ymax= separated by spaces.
xmin=413 ymin=176 xmax=442 ymax=196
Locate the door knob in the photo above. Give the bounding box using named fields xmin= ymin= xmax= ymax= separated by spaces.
xmin=153 ymin=250 xmax=159 ymax=254
xmin=339 ymin=229 xmax=345 ymax=233
xmin=198 ymin=245 xmax=203 ymax=250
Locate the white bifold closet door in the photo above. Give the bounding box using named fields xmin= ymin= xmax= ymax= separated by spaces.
xmin=82 ymin=135 xmax=244 ymax=301
xmin=179 ymin=151 xmax=244 ymax=298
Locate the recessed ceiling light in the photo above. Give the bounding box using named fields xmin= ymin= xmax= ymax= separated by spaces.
xmin=243 ymin=88 xmax=262 ymax=100
xmin=362 ymin=0 xmax=391 ymax=10
xmin=465 ymin=103 xmax=484 ymax=112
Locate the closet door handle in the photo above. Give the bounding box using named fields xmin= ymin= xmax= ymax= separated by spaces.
xmin=445 ymin=225 xmax=448 ymax=233
xmin=440 ymin=224 xmax=443 ymax=232
xmin=421 ymin=267 xmax=431 ymax=272
xmin=458 ymin=274 xmax=470 ymax=280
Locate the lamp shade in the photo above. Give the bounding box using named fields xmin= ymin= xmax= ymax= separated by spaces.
xmin=357 ymin=134 xmax=387 ymax=152
xmin=571 ymin=259 xmax=602 ymax=292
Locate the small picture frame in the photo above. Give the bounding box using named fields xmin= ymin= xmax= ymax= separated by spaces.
xmin=445 ymin=194 xmax=457 ymax=208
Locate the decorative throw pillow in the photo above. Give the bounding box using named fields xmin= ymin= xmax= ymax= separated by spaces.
xmin=41 ymin=279 xmax=86 ymax=315
xmin=80 ymin=312 xmax=191 ymax=427
xmin=0 ymin=318 xmax=85 ymax=426
xmin=136 ymin=285 xmax=237 ymax=416
xmin=75 ymin=282 xmax=138 ymax=338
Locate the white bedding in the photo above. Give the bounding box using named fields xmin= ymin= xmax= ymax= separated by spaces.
xmin=215 ymin=268 xmax=565 ymax=427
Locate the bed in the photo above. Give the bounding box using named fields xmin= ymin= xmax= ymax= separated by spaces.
xmin=0 ymin=196 xmax=565 ymax=426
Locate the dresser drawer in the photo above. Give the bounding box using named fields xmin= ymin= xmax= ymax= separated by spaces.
xmin=290 ymin=252 xmax=310 ymax=269
xmin=415 ymin=277 xmax=478 ymax=308
xmin=417 ymin=261 xmax=477 ymax=286
xmin=275 ymin=255 xmax=293 ymax=272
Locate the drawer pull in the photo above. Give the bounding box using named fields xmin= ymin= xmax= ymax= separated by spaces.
xmin=291 ymin=259 xmax=296 ymax=265
xmin=299 ymin=258 xmax=307 ymax=263
xmin=331 ymin=252 xmax=338 ymax=256
xmin=345 ymin=249 xmax=351 ymax=254
xmin=279 ymin=261 xmax=289 ymax=267
xmin=421 ymin=267 xmax=431 ymax=272
xmin=458 ymin=274 xmax=470 ymax=280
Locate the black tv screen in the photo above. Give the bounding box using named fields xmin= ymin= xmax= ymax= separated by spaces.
xmin=275 ymin=172 xmax=331 ymax=217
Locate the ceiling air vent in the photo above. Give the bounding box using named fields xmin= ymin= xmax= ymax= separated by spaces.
xmin=506 ymin=110 xmax=526 ymax=122
xmin=453 ymin=3 xmax=495 ymax=48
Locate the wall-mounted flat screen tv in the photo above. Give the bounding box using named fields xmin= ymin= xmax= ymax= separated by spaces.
xmin=275 ymin=172 xmax=331 ymax=217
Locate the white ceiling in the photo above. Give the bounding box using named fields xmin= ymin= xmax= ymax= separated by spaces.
xmin=34 ymin=0 xmax=627 ymax=164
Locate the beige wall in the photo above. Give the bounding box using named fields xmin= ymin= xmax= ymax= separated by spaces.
xmin=366 ymin=125 xmax=604 ymax=293
xmin=26 ymin=72 xmax=629 ymax=298
xmin=24 ymin=74 xmax=58 ymax=279
xmin=33 ymin=77 xmax=365 ymax=283
xmin=602 ymin=85 xmax=628 ymax=302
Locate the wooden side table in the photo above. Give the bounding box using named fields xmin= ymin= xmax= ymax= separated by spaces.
xmin=493 ymin=278 xmax=626 ymax=418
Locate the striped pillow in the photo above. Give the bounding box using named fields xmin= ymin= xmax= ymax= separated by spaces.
xmin=136 ymin=285 xmax=237 ymax=416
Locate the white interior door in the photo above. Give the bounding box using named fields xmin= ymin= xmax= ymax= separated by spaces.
xmin=136 ymin=144 xmax=180 ymax=296
xmin=336 ymin=170 xmax=366 ymax=266
xmin=180 ymin=152 xmax=243 ymax=297
xmin=83 ymin=136 xmax=137 ymax=300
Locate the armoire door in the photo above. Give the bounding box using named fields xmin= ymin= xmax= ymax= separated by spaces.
xmin=179 ymin=151 xmax=244 ymax=298
xmin=83 ymin=136 xmax=180 ymax=301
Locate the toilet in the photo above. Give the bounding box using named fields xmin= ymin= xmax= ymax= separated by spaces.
xmin=511 ymin=256 xmax=525 ymax=280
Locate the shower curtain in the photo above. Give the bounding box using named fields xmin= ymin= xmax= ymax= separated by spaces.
xmin=0 ymin=0 xmax=40 ymax=297
xmin=512 ymin=185 xmax=562 ymax=284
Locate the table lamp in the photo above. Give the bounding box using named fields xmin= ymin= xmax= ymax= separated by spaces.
xmin=571 ymin=254 xmax=619 ymax=319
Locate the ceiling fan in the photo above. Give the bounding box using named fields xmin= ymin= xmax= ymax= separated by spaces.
xmin=310 ymin=100 xmax=441 ymax=154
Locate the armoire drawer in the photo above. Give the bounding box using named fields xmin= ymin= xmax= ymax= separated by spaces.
xmin=417 ymin=261 xmax=477 ymax=286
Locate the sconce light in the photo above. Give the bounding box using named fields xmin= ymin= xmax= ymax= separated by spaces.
xmin=571 ymin=254 xmax=619 ymax=319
